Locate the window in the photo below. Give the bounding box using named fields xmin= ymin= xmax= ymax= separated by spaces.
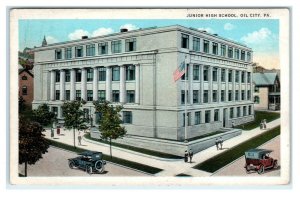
xmin=55 ymin=49 xmax=62 ymax=60
xmin=22 ymin=86 xmax=27 ymax=95
xmin=65 ymin=70 xmax=70 ymax=82
xmin=98 ymin=42 xmax=108 ymax=55
xmin=98 ymin=67 xmax=106 ymax=81
xmin=181 ymin=34 xmax=189 ymax=49
xmin=248 ymin=105 xmax=252 ymax=115
xmin=111 ymin=40 xmax=122 ymax=53
xmin=254 ymin=96 xmax=260 ymax=103
xmin=230 ymin=107 xmax=234 ymax=119
xmin=237 ymin=107 xmax=241 ymax=117
xmin=241 ymin=72 xmax=245 ymax=83
xmin=228 ymin=90 xmax=233 ymax=101
xmin=205 ymin=110 xmax=211 ymax=123
xmin=127 ymin=90 xmax=135 ymax=103
xmin=241 ymin=90 xmax=245 ymax=100
xmin=203 ymin=90 xmax=209 ymax=103
xmin=221 ymin=69 xmax=226 ymax=82
xmin=65 ymin=90 xmax=70 ymax=101
xmin=193 ymin=65 xmax=199 ymax=80
xmin=213 ymin=90 xmax=218 ymax=102
xmin=212 ymin=42 xmax=218 ymax=55
xmin=112 ymin=90 xmax=120 ymax=102
xmin=214 ymin=109 xmax=219 ymax=121
xmin=125 ymin=38 xmax=136 ymax=52
xmin=123 ymin=111 xmax=132 ymax=124
xmin=235 ymin=49 xmax=240 ymax=59
xmin=221 ymin=90 xmax=225 ymax=102
xmin=112 ymin=66 xmax=120 ymax=81
xmin=65 ymin=47 xmax=72 ymax=59
xmin=203 ymin=66 xmax=209 ymax=81
xmin=75 ymin=46 xmax=83 ymax=57
xmin=235 ymin=90 xmax=239 ymax=101
xmin=22 ymin=75 xmax=27 ymax=80
xmin=247 ymin=72 xmax=251 ymax=83
xmin=181 ymin=64 xmax=189 ymax=80
xmin=193 ymin=37 xmax=200 ymax=51
xmin=87 ymin=90 xmax=93 ymax=101
xmin=76 ymin=90 xmax=81 ymax=101
xmin=183 ymin=113 xmax=191 ymax=126
xmin=55 ymin=71 xmax=60 ymax=82
xmin=255 ymin=86 xmax=259 ymax=92
xmin=86 ymin=44 xmax=95 ymax=56
xmin=247 ymin=52 xmax=251 ymax=62
xmin=195 ymin=111 xmax=201 ymax=125
xmin=243 ymin=106 xmax=247 ymax=116
xmin=181 ymin=90 xmax=189 ymax=104
xmin=193 ymin=90 xmax=199 ymax=104
xmin=75 ymin=69 xmax=81 ymax=82
xmin=235 ymin=71 xmax=240 ymax=83
xmin=203 ymin=40 xmax=209 ymax=53
xmin=87 ymin=68 xmax=93 ymax=82
xmin=52 ymin=107 xmax=58 ymax=116
xmin=247 ymin=90 xmax=251 ymax=100
xmin=212 ymin=68 xmax=218 ymax=82
xmin=228 ymin=47 xmax=233 ymax=58
xmin=241 ymin=50 xmax=246 ymax=61
xmin=98 ymin=90 xmax=106 ymax=102
xmin=126 ymin=65 xmax=135 ymax=80
xmin=228 ymin=70 xmax=233 ymax=82
xmin=55 ymin=90 xmax=60 ymax=100
xmin=221 ymin=45 xmax=226 ymax=56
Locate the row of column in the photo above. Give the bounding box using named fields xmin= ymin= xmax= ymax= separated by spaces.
xmin=50 ymin=64 xmax=140 ymax=103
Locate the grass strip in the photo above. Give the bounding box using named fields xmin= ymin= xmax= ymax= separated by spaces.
xmin=47 ymin=139 xmax=162 ymax=174
xmin=193 ymin=126 xmax=280 ymax=173
xmin=85 ymin=134 xmax=183 ymax=159
xmin=236 ymin=111 xmax=280 ymax=130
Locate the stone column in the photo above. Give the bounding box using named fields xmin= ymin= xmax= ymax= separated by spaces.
xmin=250 ymin=72 xmax=253 ymax=101
xmin=81 ymin=68 xmax=87 ymax=101
xmin=60 ymin=70 xmax=65 ymax=101
xmin=50 ymin=70 xmax=55 ymax=101
xmin=218 ymin=68 xmax=221 ymax=102
xmin=93 ymin=67 xmax=98 ymax=101
xmin=225 ymin=69 xmax=229 ymax=102
xmin=70 ymin=69 xmax=75 ymax=101
xmin=245 ymin=71 xmax=248 ymax=101
xmin=189 ymin=63 xmax=193 ymax=104
xmin=106 ymin=66 xmax=112 ymax=101
xmin=135 ymin=64 xmax=140 ymax=104
xmin=209 ymin=66 xmax=213 ymax=103
xmin=232 ymin=70 xmax=236 ymax=102
xmin=120 ymin=65 xmax=126 ymax=103
xmin=239 ymin=70 xmax=242 ymax=101
xmin=200 ymin=65 xmax=204 ymax=104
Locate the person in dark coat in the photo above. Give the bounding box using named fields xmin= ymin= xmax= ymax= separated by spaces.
xmin=219 ymin=137 xmax=224 ymax=150
xmin=215 ymin=138 xmax=219 ymax=150
xmin=188 ymin=149 xmax=194 ymax=163
xmin=184 ymin=150 xmax=188 ymax=162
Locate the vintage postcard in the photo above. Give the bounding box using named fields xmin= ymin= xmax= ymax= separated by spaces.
xmin=10 ymin=8 xmax=290 ymax=186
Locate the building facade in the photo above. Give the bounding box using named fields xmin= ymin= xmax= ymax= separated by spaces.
xmin=19 ymin=68 xmax=34 ymax=106
xmin=32 ymin=25 xmax=254 ymax=141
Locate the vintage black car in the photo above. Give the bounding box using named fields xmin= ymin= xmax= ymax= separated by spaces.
xmin=68 ymin=151 xmax=106 ymax=174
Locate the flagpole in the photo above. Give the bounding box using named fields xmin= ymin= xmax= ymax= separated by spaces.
xmin=184 ymin=55 xmax=188 ymax=142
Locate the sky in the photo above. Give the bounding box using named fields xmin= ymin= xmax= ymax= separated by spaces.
xmin=19 ymin=19 xmax=279 ymax=69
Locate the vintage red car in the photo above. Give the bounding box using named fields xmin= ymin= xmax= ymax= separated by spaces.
xmin=244 ymin=149 xmax=278 ymax=174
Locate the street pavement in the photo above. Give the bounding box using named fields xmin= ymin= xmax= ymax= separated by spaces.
xmin=42 ymin=118 xmax=281 ymax=177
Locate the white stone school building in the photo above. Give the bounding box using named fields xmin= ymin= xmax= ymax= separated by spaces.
xmin=32 ymin=25 xmax=254 ymax=142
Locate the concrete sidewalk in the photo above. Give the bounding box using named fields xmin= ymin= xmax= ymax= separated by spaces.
xmin=44 ymin=118 xmax=280 ymax=177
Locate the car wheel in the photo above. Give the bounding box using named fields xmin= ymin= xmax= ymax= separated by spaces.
xmin=258 ymin=165 xmax=265 ymax=174
xmin=273 ymin=161 xmax=278 ymax=169
xmin=95 ymin=161 xmax=104 ymax=173
xmin=245 ymin=165 xmax=251 ymax=174
xmin=69 ymin=161 xmax=75 ymax=169
xmin=87 ymin=166 xmax=93 ymax=175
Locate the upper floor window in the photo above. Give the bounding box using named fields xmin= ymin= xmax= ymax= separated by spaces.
xmin=98 ymin=90 xmax=106 ymax=102
xmin=112 ymin=90 xmax=120 ymax=102
xmin=55 ymin=49 xmax=62 ymax=60
xmin=125 ymin=38 xmax=136 ymax=52
xmin=228 ymin=70 xmax=233 ymax=82
xmin=241 ymin=71 xmax=245 ymax=83
xmin=87 ymin=90 xmax=93 ymax=101
xmin=193 ymin=65 xmax=199 ymax=80
xmin=86 ymin=68 xmax=93 ymax=82
xmin=65 ymin=47 xmax=72 ymax=59
xmin=235 ymin=49 xmax=240 ymax=59
xmin=22 ymin=75 xmax=27 ymax=80
xmin=112 ymin=40 xmax=122 ymax=53
xmin=247 ymin=72 xmax=251 ymax=83
xmin=193 ymin=37 xmax=200 ymax=51
xmin=75 ymin=46 xmax=83 ymax=58
xmin=75 ymin=69 xmax=81 ymax=82
xmin=212 ymin=68 xmax=218 ymax=82
xmin=86 ymin=44 xmax=95 ymax=56
xmin=123 ymin=111 xmax=132 ymax=124
xmin=247 ymin=52 xmax=252 ymax=62
xmin=235 ymin=70 xmax=240 ymax=83
xmin=195 ymin=111 xmax=201 ymax=125
xmin=221 ymin=45 xmax=226 ymax=57
xmin=112 ymin=66 xmax=120 ymax=81
xmin=65 ymin=70 xmax=70 ymax=82
xmin=241 ymin=50 xmax=246 ymax=61
xmin=228 ymin=47 xmax=233 ymax=58
xmin=221 ymin=69 xmax=226 ymax=82
xmin=205 ymin=110 xmax=211 ymax=123
xmin=98 ymin=42 xmax=108 ymax=55
xmin=22 ymin=86 xmax=27 ymax=95
xmin=214 ymin=109 xmax=219 ymax=121
xmin=212 ymin=42 xmax=218 ymax=55
xmin=181 ymin=34 xmax=189 ymax=49
xmin=126 ymin=65 xmax=135 ymax=80
xmin=55 ymin=90 xmax=60 ymax=100
xmin=55 ymin=71 xmax=60 ymax=82
xmin=230 ymin=107 xmax=234 ymax=119
xmin=203 ymin=40 xmax=209 ymax=53
xmin=126 ymin=90 xmax=135 ymax=103
xmin=65 ymin=90 xmax=70 ymax=101
xmin=203 ymin=66 xmax=209 ymax=81
xmin=98 ymin=67 xmax=106 ymax=81
xmin=76 ymin=90 xmax=81 ymax=101
xmin=193 ymin=90 xmax=199 ymax=104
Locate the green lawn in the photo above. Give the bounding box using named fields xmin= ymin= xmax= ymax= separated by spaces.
xmin=84 ymin=133 xmax=183 ymax=159
xmin=236 ymin=111 xmax=280 ymax=130
xmin=47 ymin=139 xmax=162 ymax=174
xmin=193 ymin=126 xmax=280 ymax=173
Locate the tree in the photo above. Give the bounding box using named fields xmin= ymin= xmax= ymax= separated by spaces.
xmin=19 ymin=96 xmax=26 ymax=113
xmin=31 ymin=104 xmax=56 ymax=127
xmin=19 ymin=115 xmax=49 ymax=177
xmin=93 ymin=101 xmax=126 ymax=158
xmin=61 ymin=100 xmax=88 ymax=148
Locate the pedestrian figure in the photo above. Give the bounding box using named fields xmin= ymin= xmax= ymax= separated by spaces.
xmin=260 ymin=121 xmax=263 ymax=130
xmin=232 ymin=121 xmax=235 ymax=128
xmin=219 ymin=137 xmax=224 ymax=150
xmin=215 ymin=138 xmax=219 ymax=150
xmin=50 ymin=127 xmax=54 ymax=138
xmin=188 ymin=149 xmax=194 ymax=163
xmin=263 ymin=119 xmax=267 ymax=129
xmin=184 ymin=150 xmax=188 ymax=162
xmin=78 ymin=131 xmax=82 ymax=146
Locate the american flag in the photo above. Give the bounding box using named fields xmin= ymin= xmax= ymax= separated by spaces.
xmin=173 ymin=61 xmax=186 ymax=82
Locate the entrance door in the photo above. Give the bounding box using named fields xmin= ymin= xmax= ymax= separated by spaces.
xmin=223 ymin=108 xmax=227 ymax=127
